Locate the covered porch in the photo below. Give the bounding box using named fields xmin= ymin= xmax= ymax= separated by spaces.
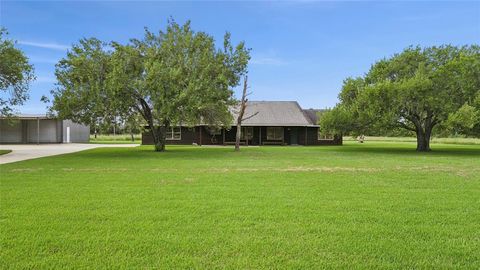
xmin=215 ymin=126 xmax=311 ymax=146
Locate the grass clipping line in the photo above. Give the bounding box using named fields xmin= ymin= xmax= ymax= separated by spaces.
xmin=8 ymin=165 xmax=478 ymax=178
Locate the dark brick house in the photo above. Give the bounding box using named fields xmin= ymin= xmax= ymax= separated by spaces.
xmin=142 ymin=101 xmax=342 ymax=146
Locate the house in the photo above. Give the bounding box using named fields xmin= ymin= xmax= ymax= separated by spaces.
xmin=142 ymin=101 xmax=342 ymax=146
xmin=0 ymin=114 xmax=90 ymax=144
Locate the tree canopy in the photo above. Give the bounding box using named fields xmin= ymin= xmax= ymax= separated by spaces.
xmin=51 ymin=20 xmax=250 ymax=151
xmin=0 ymin=28 xmax=35 ymax=116
xmin=321 ymin=45 xmax=480 ymax=151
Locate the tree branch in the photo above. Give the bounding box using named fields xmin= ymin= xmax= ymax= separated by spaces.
xmin=396 ymin=120 xmax=417 ymax=132
xmin=242 ymin=111 xmax=259 ymax=121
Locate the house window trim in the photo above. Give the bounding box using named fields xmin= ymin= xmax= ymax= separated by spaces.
xmin=166 ymin=127 xmax=182 ymax=140
xmin=266 ymin=127 xmax=284 ymax=141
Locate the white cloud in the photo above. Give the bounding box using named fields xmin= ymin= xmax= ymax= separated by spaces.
xmin=18 ymin=41 xmax=69 ymax=51
xmin=250 ymin=56 xmax=288 ymax=66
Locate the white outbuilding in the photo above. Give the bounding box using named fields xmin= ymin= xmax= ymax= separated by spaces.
xmin=0 ymin=114 xmax=90 ymax=144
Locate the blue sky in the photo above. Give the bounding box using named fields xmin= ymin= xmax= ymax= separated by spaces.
xmin=2 ymin=1 xmax=479 ymax=114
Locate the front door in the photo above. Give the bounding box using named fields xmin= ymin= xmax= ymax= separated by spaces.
xmin=290 ymin=127 xmax=298 ymax=145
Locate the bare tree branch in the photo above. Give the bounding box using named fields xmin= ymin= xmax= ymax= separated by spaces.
xmin=242 ymin=111 xmax=259 ymax=121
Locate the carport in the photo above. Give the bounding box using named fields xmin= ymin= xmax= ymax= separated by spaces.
xmin=0 ymin=114 xmax=90 ymax=144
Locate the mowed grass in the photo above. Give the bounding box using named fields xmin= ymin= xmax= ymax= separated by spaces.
xmin=89 ymin=134 xmax=141 ymax=144
xmin=1 ymin=142 xmax=479 ymax=269
xmin=344 ymin=136 xmax=480 ymax=145
xmin=0 ymin=150 xmax=12 ymax=155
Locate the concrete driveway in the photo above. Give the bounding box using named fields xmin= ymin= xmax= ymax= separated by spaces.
xmin=0 ymin=143 xmax=138 ymax=164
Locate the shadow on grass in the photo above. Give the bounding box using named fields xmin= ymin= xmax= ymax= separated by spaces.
xmin=72 ymin=145 xmax=239 ymax=161
xmin=81 ymin=143 xmax=480 ymax=159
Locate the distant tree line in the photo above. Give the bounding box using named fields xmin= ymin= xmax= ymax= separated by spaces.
xmin=90 ymin=114 xmax=143 ymax=140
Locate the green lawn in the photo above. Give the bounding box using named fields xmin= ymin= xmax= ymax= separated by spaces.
xmin=0 ymin=150 xmax=12 ymax=155
xmin=89 ymin=134 xmax=141 ymax=144
xmin=1 ymin=142 xmax=479 ymax=269
xmin=344 ymin=136 xmax=480 ymax=145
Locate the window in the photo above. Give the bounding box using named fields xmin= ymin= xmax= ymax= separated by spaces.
xmin=240 ymin=127 xmax=253 ymax=140
xmin=318 ymin=130 xmax=333 ymax=140
xmin=267 ymin=127 xmax=283 ymax=140
xmin=166 ymin=127 xmax=181 ymax=140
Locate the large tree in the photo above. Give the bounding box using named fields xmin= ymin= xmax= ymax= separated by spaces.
xmin=0 ymin=28 xmax=35 ymax=116
xmin=52 ymin=38 xmax=111 ymax=124
xmin=51 ymin=20 xmax=249 ymax=151
xmin=322 ymin=45 xmax=480 ymax=151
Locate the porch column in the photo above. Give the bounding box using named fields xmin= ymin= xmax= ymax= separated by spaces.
xmin=305 ymin=127 xmax=307 ymax=145
xmin=259 ymin=127 xmax=262 ymax=145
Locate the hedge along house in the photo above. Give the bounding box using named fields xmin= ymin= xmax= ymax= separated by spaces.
xmin=142 ymin=101 xmax=342 ymax=146
xmin=0 ymin=114 xmax=90 ymax=144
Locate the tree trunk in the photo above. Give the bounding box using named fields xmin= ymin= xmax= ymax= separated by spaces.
xmin=404 ymin=113 xmax=435 ymax=152
xmin=235 ymin=76 xmax=250 ymax=152
xmin=147 ymin=122 xmax=166 ymax=152
xmin=135 ymin=97 xmax=166 ymax=151
xmin=415 ymin=124 xmax=432 ymax=152
xmin=130 ymin=132 xmax=134 ymax=142
xmin=235 ymin=124 xmax=241 ymax=152
xmin=154 ymin=139 xmax=165 ymax=152
xmin=152 ymin=126 xmax=166 ymax=152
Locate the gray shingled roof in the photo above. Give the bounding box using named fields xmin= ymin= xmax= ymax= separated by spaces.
xmin=302 ymin=109 xmax=327 ymax=125
xmin=231 ymin=101 xmax=316 ymax=126
xmin=0 ymin=114 xmax=54 ymax=120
